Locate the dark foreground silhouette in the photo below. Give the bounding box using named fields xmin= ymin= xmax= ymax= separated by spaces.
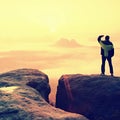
xmin=56 ymin=74 xmax=120 ymax=120
xmin=0 ymin=69 xmax=88 ymax=120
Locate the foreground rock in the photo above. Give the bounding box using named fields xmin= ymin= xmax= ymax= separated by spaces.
xmin=0 ymin=69 xmax=88 ymax=120
xmin=56 ymin=74 xmax=120 ymax=120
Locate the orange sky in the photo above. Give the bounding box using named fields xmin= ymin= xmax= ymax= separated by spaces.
xmin=0 ymin=0 xmax=120 ymax=79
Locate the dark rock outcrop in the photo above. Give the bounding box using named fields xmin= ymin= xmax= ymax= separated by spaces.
xmin=0 ymin=69 xmax=88 ymax=120
xmin=0 ymin=68 xmax=50 ymax=102
xmin=56 ymin=74 xmax=120 ymax=120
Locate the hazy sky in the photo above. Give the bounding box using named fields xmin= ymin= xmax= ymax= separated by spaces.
xmin=0 ymin=0 xmax=120 ymax=78
xmin=0 ymin=0 xmax=120 ymax=49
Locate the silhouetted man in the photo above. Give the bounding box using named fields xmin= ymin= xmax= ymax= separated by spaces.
xmin=97 ymin=35 xmax=114 ymax=76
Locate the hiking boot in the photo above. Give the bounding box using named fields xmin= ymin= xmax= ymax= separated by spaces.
xmin=111 ymin=73 xmax=114 ymax=76
xmin=100 ymin=73 xmax=105 ymax=76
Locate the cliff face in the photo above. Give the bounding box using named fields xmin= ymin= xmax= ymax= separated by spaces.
xmin=0 ymin=69 xmax=88 ymax=120
xmin=56 ymin=74 xmax=120 ymax=120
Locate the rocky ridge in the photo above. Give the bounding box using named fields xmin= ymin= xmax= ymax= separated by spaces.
xmin=56 ymin=74 xmax=120 ymax=120
xmin=0 ymin=69 xmax=88 ymax=120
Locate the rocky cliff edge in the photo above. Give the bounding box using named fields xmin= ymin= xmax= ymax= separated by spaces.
xmin=0 ymin=69 xmax=88 ymax=120
xmin=56 ymin=74 xmax=120 ymax=120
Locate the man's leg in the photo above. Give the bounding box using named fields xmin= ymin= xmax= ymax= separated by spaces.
xmin=101 ymin=56 xmax=106 ymax=75
xmin=107 ymin=57 xmax=113 ymax=76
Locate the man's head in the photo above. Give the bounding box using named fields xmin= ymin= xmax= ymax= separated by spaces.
xmin=105 ymin=35 xmax=110 ymax=41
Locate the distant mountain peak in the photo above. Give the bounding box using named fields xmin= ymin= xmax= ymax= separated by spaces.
xmin=54 ymin=38 xmax=82 ymax=48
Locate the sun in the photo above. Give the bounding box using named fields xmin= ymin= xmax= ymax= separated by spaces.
xmin=50 ymin=27 xmax=56 ymax=33
xmin=47 ymin=18 xmax=57 ymax=33
xmin=45 ymin=16 xmax=58 ymax=33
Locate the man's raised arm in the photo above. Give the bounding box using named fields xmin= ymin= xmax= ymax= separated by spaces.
xmin=98 ymin=35 xmax=104 ymax=42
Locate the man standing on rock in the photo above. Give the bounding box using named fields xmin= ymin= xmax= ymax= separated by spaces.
xmin=97 ymin=35 xmax=114 ymax=76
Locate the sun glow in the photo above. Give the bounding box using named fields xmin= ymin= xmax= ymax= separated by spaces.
xmin=47 ymin=20 xmax=57 ymax=33
xmin=44 ymin=15 xmax=61 ymax=33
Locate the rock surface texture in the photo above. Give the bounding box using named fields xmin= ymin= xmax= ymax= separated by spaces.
xmin=56 ymin=74 xmax=120 ymax=120
xmin=0 ymin=69 xmax=88 ymax=120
